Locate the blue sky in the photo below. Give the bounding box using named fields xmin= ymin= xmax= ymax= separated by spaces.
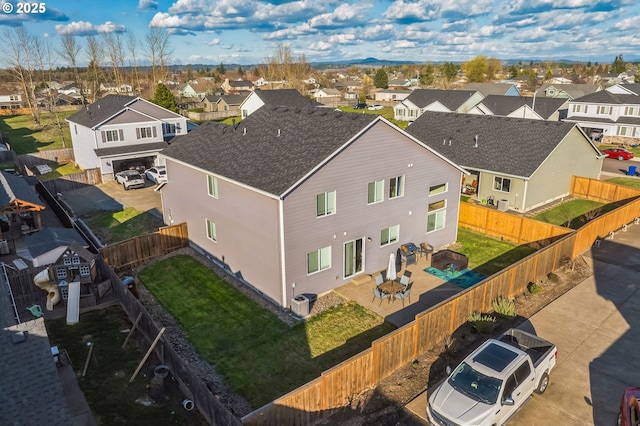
xmin=0 ymin=0 xmax=638 ymax=67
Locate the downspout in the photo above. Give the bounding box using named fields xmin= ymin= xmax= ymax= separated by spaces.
xmin=278 ymin=197 xmax=288 ymax=307
xmin=521 ymin=180 xmax=529 ymax=212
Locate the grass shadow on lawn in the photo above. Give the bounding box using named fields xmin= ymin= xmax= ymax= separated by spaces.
xmin=138 ymin=254 xmax=395 ymax=408
xmin=531 ymin=198 xmax=626 ymax=229
xmin=0 ymin=111 xmax=75 ymax=154
xmin=454 ymin=227 xmax=538 ymax=277
xmin=83 ymin=207 xmax=165 ymax=244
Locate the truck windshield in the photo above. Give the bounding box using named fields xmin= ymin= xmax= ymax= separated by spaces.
xmin=448 ymin=362 xmax=502 ymax=405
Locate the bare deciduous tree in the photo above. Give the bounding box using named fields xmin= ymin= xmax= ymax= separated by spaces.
xmin=143 ymin=28 xmax=173 ymax=85
xmin=127 ymin=32 xmax=141 ymax=95
xmin=264 ymin=44 xmax=311 ymax=93
xmin=103 ymin=32 xmax=126 ymax=90
xmin=59 ymin=32 xmax=86 ymax=106
xmin=1 ymin=27 xmax=40 ymax=125
xmin=32 ymin=37 xmax=67 ymax=147
xmin=85 ymin=35 xmax=103 ymax=102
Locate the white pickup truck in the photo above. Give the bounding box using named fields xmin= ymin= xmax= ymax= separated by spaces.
xmin=427 ymin=328 xmax=557 ymax=426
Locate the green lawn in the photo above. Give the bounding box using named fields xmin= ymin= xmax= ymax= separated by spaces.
xmin=38 ymin=161 xmax=84 ymax=181
xmin=455 ymin=227 xmax=537 ymax=276
xmin=531 ymin=198 xmax=614 ymax=229
xmin=0 ymin=110 xmax=76 ymax=154
xmin=83 ymin=207 xmax=165 ymax=244
xmin=138 ymin=254 xmax=395 ymax=408
xmin=45 ymin=307 xmax=194 ymax=425
xmin=605 ymin=177 xmax=640 ymax=190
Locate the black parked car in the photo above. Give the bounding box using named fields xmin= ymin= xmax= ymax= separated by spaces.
xmin=354 ymin=103 xmax=367 ymax=109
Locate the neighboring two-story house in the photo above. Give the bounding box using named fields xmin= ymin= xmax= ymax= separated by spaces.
xmin=66 ymin=94 xmax=190 ymax=180
xmin=393 ymin=89 xmax=484 ymax=122
xmin=221 ymin=79 xmax=254 ymax=94
xmin=0 ymin=88 xmax=22 ymax=110
xmin=564 ymin=83 xmax=640 ymax=142
xmin=405 ymin=112 xmax=603 ymax=213
xmin=536 ymin=84 xmax=601 ymax=100
xmin=468 ymin=95 xmax=568 ymax=121
xmin=201 ymin=94 xmax=247 ymax=113
xmin=240 ymin=89 xmax=321 ymax=118
xmin=158 ymin=106 xmax=465 ymax=308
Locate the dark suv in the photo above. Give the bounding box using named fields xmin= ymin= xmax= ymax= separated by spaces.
xmin=354 ymin=103 xmax=367 ymax=109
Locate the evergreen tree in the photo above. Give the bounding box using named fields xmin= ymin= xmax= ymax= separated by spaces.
xmin=611 ymin=54 xmax=626 ymax=73
xmin=150 ymin=82 xmax=177 ymax=112
xmin=216 ymin=62 xmax=226 ymax=75
xmin=440 ymin=62 xmax=458 ymax=87
xmin=373 ymin=68 xmax=388 ymax=88
xmin=238 ymin=65 xmax=244 ymax=76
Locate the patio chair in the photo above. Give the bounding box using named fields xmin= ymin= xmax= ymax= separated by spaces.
xmin=394 ymin=282 xmax=413 ymax=307
xmin=374 ymin=273 xmax=385 ymax=286
xmin=419 ymin=242 xmax=432 ymax=261
xmin=372 ymin=287 xmax=389 ymax=306
xmin=395 ymin=270 xmax=412 ymax=286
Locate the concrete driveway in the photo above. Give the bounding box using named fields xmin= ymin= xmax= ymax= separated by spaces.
xmin=406 ymin=223 xmax=640 ymax=425
xmin=61 ymin=180 xmax=164 ymax=220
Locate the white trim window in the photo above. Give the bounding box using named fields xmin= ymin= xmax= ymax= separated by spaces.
xmin=429 ymin=183 xmax=447 ymax=196
xmin=307 ymin=246 xmax=331 ymax=275
xmin=427 ymin=200 xmax=446 ymax=233
xmin=206 ymin=219 xmax=217 ymax=242
xmin=618 ymin=126 xmax=631 ymax=136
xmin=367 ymin=180 xmax=384 ymax=204
xmin=597 ymin=105 xmax=612 ymax=115
xmin=389 ymin=176 xmax=405 ymax=199
xmin=380 ymin=225 xmax=399 ymax=246
xmin=316 ymin=191 xmax=336 ymax=217
xmin=136 ymin=126 xmax=156 ymax=139
xmin=101 ymin=129 xmax=123 ymax=142
xmin=494 ymin=176 xmax=511 ymax=192
xmin=572 ymin=104 xmax=584 ymax=113
xmin=625 ymin=106 xmax=639 ymax=116
xmin=207 ymin=175 xmax=218 ymax=198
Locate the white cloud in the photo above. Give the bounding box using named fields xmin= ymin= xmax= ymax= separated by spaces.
xmin=55 ymin=21 xmax=126 ymax=35
xmin=138 ymin=0 xmax=159 ymax=10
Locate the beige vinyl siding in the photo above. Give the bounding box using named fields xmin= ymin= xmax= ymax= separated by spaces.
xmin=282 ymin=121 xmax=461 ymax=301
xmin=161 ymin=158 xmax=283 ymax=304
xmin=525 ymin=128 xmax=602 ymax=211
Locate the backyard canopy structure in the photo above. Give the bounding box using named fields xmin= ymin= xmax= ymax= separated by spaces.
xmin=0 ymin=171 xmax=45 ymax=238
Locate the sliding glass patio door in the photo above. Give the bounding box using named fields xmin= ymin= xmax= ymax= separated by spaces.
xmin=344 ymin=238 xmax=364 ymax=278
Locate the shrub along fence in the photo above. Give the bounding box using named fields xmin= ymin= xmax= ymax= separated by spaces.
xmin=241 ymin=176 xmax=640 ymax=425
xmin=100 ymin=223 xmax=189 ymax=272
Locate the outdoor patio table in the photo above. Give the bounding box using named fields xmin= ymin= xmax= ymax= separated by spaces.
xmin=378 ymin=280 xmax=405 ymax=302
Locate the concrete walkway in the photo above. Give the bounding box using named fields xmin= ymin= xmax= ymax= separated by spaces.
xmin=406 ymin=224 xmax=640 ymax=425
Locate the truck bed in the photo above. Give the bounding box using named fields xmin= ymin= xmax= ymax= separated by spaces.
xmin=499 ymin=329 xmax=554 ymax=367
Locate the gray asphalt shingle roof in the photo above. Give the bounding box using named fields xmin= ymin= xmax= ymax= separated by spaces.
xmin=405 ymin=111 xmax=582 ymax=178
xmin=463 ymin=83 xmax=518 ymax=96
xmin=24 ymin=227 xmax=88 ymax=258
xmin=404 ymin=89 xmax=478 ymax=110
xmin=0 ymin=171 xmax=44 ymax=209
xmin=253 ymin=89 xmax=322 ymax=108
xmin=66 ymin=94 xmax=136 ymax=128
xmin=162 ymin=106 xmax=378 ymax=196
xmin=94 ymin=142 xmax=168 ymax=157
xmin=571 ymin=90 xmax=640 ymax=105
xmin=477 ymin=95 xmax=566 ymax=119
xmin=0 ymin=319 xmax=73 ymax=425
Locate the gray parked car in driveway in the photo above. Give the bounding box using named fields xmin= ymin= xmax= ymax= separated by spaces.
xmin=115 ymin=170 xmax=145 ymax=190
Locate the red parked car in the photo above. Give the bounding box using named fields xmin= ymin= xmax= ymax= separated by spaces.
xmin=618 ymin=387 xmax=640 ymax=426
xmin=601 ymin=148 xmax=635 ymax=160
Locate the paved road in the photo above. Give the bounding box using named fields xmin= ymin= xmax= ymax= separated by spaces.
xmin=406 ymin=222 xmax=640 ymax=425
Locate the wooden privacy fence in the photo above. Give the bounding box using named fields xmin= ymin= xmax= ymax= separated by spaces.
xmin=242 ymin=231 xmax=577 ymax=425
xmin=40 ymin=169 xmax=103 ymax=193
xmin=242 ymin=177 xmax=640 ymax=425
xmin=458 ymin=202 xmax=571 ymax=247
xmin=101 ymin=260 xmax=241 ymax=426
xmin=100 ymin=223 xmax=189 ymax=272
